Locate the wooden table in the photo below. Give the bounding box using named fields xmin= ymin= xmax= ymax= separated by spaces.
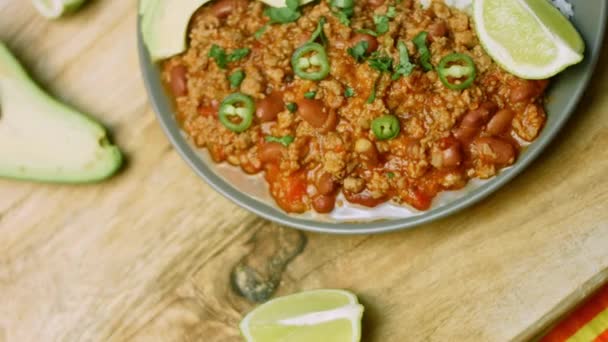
xmin=1 ymin=1 xmax=607 ymax=341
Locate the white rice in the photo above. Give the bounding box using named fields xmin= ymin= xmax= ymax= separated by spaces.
xmin=419 ymin=0 xmax=574 ymax=18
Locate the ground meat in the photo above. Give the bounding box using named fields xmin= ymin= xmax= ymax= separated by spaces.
xmin=163 ymin=0 xmax=549 ymax=214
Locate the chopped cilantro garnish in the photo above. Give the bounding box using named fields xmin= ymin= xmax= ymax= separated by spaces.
xmin=392 ymin=41 xmax=414 ymax=80
xmin=386 ymin=172 xmax=395 ymax=179
xmin=413 ymin=31 xmax=433 ymax=71
xmin=264 ymin=0 xmax=301 ymax=23
xmin=286 ymin=102 xmax=298 ymax=113
xmin=209 ymin=45 xmax=251 ymax=69
xmin=373 ymin=15 xmax=390 ymax=35
xmin=367 ymin=51 xmax=393 ymax=73
xmin=347 ymin=41 xmax=369 ymax=63
xmin=308 ymin=17 xmax=328 ymax=45
xmin=356 ymin=28 xmax=378 ymax=37
xmin=304 ymin=90 xmax=317 ymax=99
xmin=386 ymin=6 xmax=397 ymax=18
xmin=254 ymin=23 xmax=269 ymax=39
xmin=208 ymin=44 xmax=228 ymax=69
xmin=344 ymin=87 xmax=355 ymax=97
xmin=228 ymin=69 xmax=245 ymax=88
xmin=333 ymin=9 xmax=351 ymax=26
xmin=265 ymin=135 xmax=295 ymax=147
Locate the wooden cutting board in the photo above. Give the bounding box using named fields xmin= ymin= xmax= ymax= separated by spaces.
xmin=1 ymin=1 xmax=607 ymax=341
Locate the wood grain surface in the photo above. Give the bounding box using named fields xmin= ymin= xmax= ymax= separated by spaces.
xmin=1 ymin=1 xmax=607 ymax=341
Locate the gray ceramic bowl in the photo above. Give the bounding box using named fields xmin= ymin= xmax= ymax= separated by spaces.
xmin=138 ymin=1 xmax=607 ymax=234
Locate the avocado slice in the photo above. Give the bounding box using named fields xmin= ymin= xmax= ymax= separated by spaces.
xmin=142 ymin=0 xmax=211 ymax=62
xmin=0 ymin=42 xmax=122 ymax=183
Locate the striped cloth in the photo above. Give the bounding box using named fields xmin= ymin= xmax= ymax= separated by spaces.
xmin=541 ymin=284 xmax=608 ymax=342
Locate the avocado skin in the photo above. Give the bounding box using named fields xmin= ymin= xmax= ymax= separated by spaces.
xmin=0 ymin=42 xmax=123 ymax=184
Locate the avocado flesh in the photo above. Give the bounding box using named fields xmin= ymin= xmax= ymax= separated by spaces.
xmin=0 ymin=42 xmax=122 ymax=183
xmin=142 ymin=0 xmax=210 ymax=62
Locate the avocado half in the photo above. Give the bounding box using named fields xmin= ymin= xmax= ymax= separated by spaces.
xmin=141 ymin=0 xmax=315 ymax=62
xmin=0 ymin=42 xmax=122 ymax=183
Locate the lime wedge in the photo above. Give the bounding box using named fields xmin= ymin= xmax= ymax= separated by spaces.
xmin=240 ymin=289 xmax=364 ymax=342
xmin=31 ymin=0 xmax=87 ymax=19
xmin=473 ymin=0 xmax=585 ymax=79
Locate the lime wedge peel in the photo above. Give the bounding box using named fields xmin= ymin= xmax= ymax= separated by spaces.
xmin=240 ymin=289 xmax=364 ymax=342
xmin=473 ymin=0 xmax=585 ymax=80
xmin=31 ymin=0 xmax=87 ymax=19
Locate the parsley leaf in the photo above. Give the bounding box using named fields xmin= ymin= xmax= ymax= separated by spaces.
xmin=264 ymin=0 xmax=301 ymax=24
xmin=286 ymin=102 xmax=298 ymax=113
xmin=304 ymin=90 xmax=317 ymax=99
xmin=413 ymin=31 xmax=433 ymax=71
xmin=209 ymin=45 xmax=251 ymax=69
xmin=208 ymin=44 xmax=228 ymax=69
xmin=392 ymin=41 xmax=414 ymax=80
xmin=367 ymin=51 xmax=393 ymax=73
xmin=265 ymin=135 xmax=295 ymax=147
xmin=228 ymin=69 xmax=245 ymax=88
xmin=373 ymin=15 xmax=390 ymax=35
xmin=347 ymin=41 xmax=369 ymax=63
xmin=308 ymin=17 xmax=328 ymax=45
xmin=344 ymin=87 xmax=355 ymax=97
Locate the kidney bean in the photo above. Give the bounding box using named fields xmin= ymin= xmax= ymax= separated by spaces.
xmin=296 ymin=98 xmax=329 ymax=128
xmin=316 ymin=172 xmax=336 ymax=195
xmin=169 ymin=65 xmax=188 ymax=97
xmin=461 ymin=102 xmax=498 ymax=128
xmin=442 ymin=145 xmax=462 ymax=168
xmin=474 ymin=137 xmax=516 ymax=165
xmin=349 ymin=33 xmax=379 ymax=54
xmin=258 ymin=142 xmax=286 ymax=164
xmin=355 ymin=138 xmax=379 ymax=167
xmin=428 ymin=21 xmax=448 ymax=41
xmin=312 ymin=194 xmax=336 ymax=213
xmin=509 ymin=79 xmax=537 ymax=103
xmin=453 ymin=126 xmax=477 ymax=142
xmin=367 ymin=0 xmax=385 ymax=7
xmin=211 ymin=0 xmax=246 ymax=18
xmin=486 ymin=109 xmax=515 ymax=135
xmin=256 ymin=93 xmax=284 ymax=122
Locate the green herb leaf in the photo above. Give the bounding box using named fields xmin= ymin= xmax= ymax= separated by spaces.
xmin=373 ymin=15 xmax=390 ymax=35
xmin=386 ymin=172 xmax=395 ymax=179
xmin=356 ymin=28 xmax=378 ymax=37
xmin=227 ymin=48 xmax=251 ymax=62
xmin=333 ymin=9 xmax=351 ymax=26
xmin=392 ymin=41 xmax=414 ymax=80
xmin=254 ymin=23 xmax=269 ymax=39
xmin=367 ymin=51 xmax=393 ymax=73
xmin=344 ymin=87 xmax=355 ymax=97
xmin=208 ymin=44 xmax=228 ymax=69
xmin=347 ymin=41 xmax=369 ymax=63
xmin=308 ymin=17 xmax=328 ymax=45
xmin=304 ymin=90 xmax=317 ymax=99
xmin=386 ymin=6 xmax=396 ymax=18
xmin=413 ymin=31 xmax=432 ymax=71
xmin=228 ymin=70 xmax=245 ymax=88
xmin=265 ymin=135 xmax=295 ymax=147
xmin=286 ymin=102 xmax=298 ymax=113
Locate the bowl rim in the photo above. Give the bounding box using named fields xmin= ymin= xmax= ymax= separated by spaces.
xmin=137 ymin=3 xmax=607 ymax=235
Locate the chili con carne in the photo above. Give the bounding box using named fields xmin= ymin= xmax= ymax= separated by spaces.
xmin=218 ymin=93 xmax=255 ymax=133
